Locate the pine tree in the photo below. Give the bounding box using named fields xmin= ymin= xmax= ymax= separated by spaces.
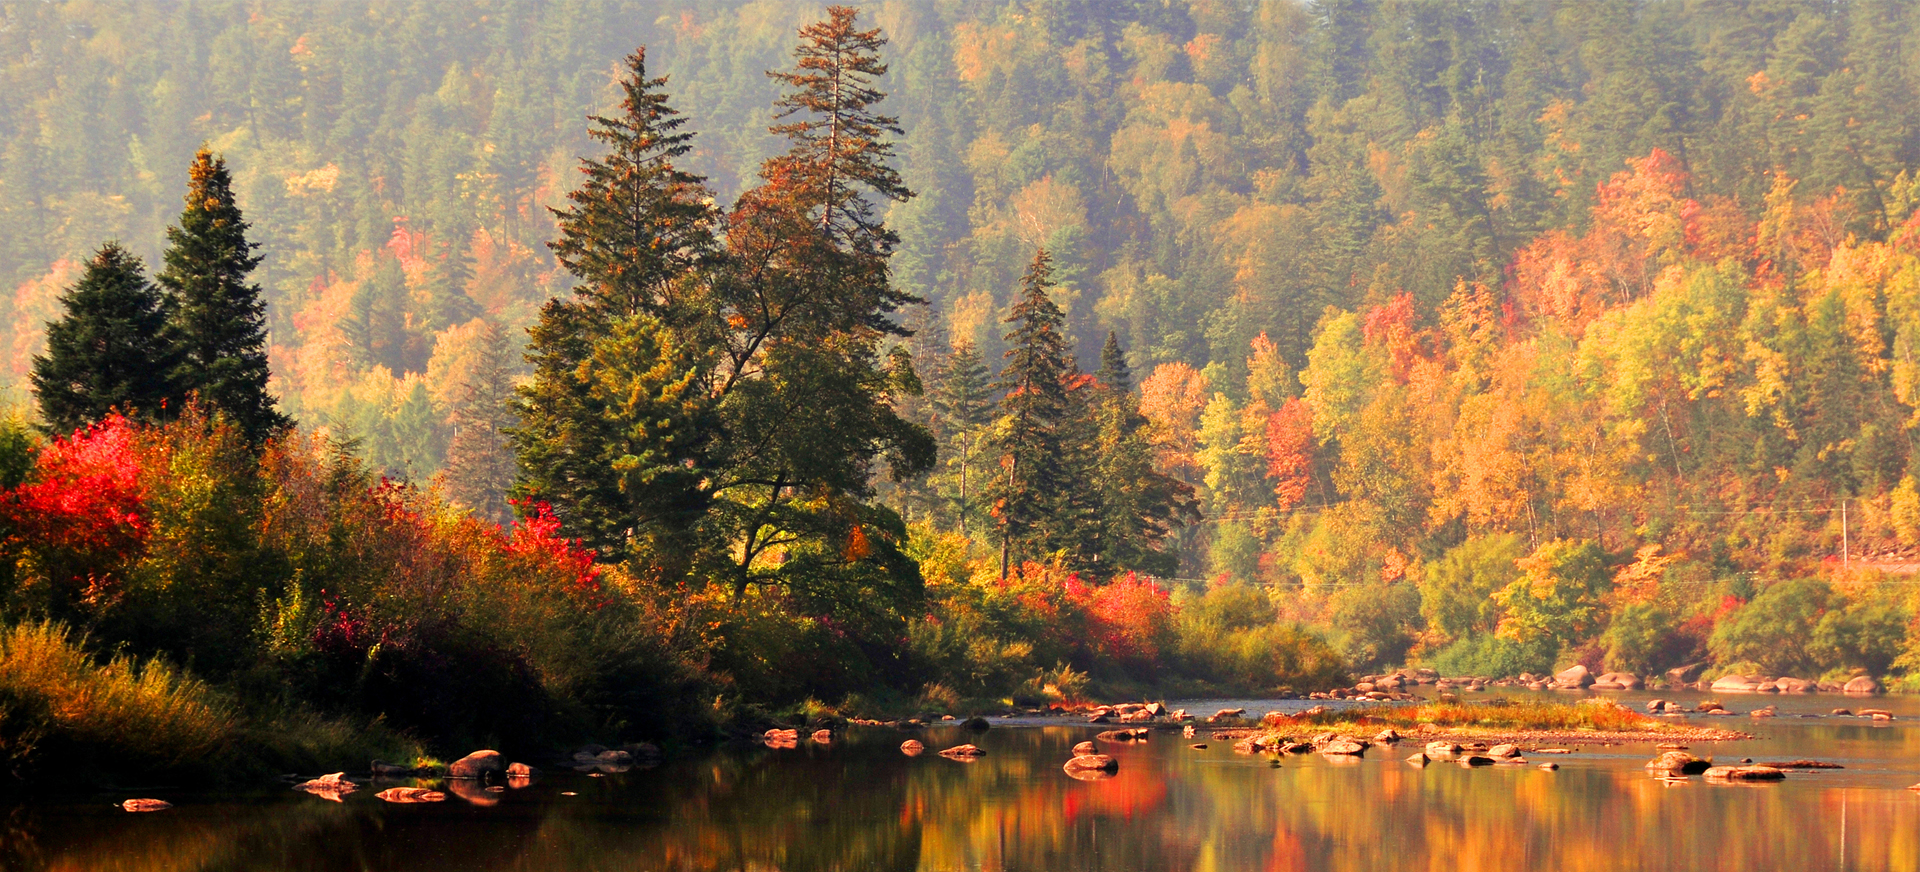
xmin=31 ymin=242 xmax=182 ymax=433
xmin=931 ymin=340 xmax=993 ymax=535
xmin=989 ymin=250 xmax=1074 ymax=577
xmin=158 ymin=148 xmax=289 ymax=445
xmin=444 ymin=320 xmax=518 ymax=523
xmin=1090 ymin=333 xmax=1196 ymax=576
xmin=512 ymin=47 xmax=717 ymax=561
xmin=1096 ymin=330 xmax=1134 ymax=396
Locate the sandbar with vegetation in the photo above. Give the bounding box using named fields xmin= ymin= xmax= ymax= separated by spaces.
xmin=1246 ymin=700 xmax=1749 ymax=746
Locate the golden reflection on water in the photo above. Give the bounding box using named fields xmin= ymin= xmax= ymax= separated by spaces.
xmin=6 ymin=712 xmax=1920 ymax=871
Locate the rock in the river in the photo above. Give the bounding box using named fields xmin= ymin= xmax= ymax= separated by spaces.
xmin=1703 ymin=765 xmax=1785 ymax=782
xmin=1406 ymin=752 xmax=1429 ymax=766
xmin=1072 ymin=740 xmax=1097 ymax=756
xmin=1538 ymin=762 xmax=1559 ymax=771
xmin=375 ymin=787 xmax=446 ymax=803
xmin=370 ymin=760 xmax=417 ymax=777
xmin=121 ymin=799 xmax=172 ymax=812
xmin=448 ymin=750 xmax=503 ymax=779
xmin=294 ymin=772 xmax=359 ymax=801
xmin=938 ymin=744 xmax=986 ymax=760
xmin=962 ymin=716 xmax=991 ymax=732
xmin=1144 ymin=702 xmax=1166 ymax=717
xmin=1750 ymin=705 xmax=1778 ymax=718
xmin=1487 ymin=744 xmax=1521 ymax=759
xmin=1594 ymin=671 xmax=1641 ymax=690
xmin=1189 ymin=743 xmax=1208 ymax=750
xmin=900 ymin=740 xmax=925 ymax=756
xmin=1097 ymin=728 xmax=1151 ymax=743
xmin=1458 ymin=756 xmax=1495 ymax=767
xmin=1553 ymin=664 xmax=1593 ymax=688
xmin=1064 ymin=753 xmax=1119 ymax=773
xmin=1646 ymin=751 xmax=1712 ymax=775
xmin=1319 ymin=740 xmax=1367 ymax=756
xmin=812 ymin=729 xmax=834 ymax=744
xmin=1775 ymin=677 xmax=1816 ymax=693
xmin=1844 ymin=675 xmax=1880 ymax=694
xmin=1425 ymin=741 xmax=1462 ymax=757
xmin=507 ymin=762 xmax=535 ymax=778
xmin=1206 ymin=708 xmax=1248 ymax=723
xmin=1373 ymin=728 xmax=1400 ymax=744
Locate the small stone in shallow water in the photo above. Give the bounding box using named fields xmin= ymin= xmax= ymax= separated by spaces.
xmin=122 ymin=799 xmax=172 ymax=813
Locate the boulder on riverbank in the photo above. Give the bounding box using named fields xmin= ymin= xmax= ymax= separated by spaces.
xmin=1844 ymin=676 xmax=1879 ymax=694
xmin=1552 ymin=665 xmax=1592 ymax=689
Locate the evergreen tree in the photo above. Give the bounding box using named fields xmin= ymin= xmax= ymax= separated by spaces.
xmin=1090 ymin=333 xmax=1196 ymax=576
xmin=31 ymin=243 xmax=181 ymax=433
xmin=444 ymin=319 xmax=518 ymax=523
xmin=158 ymin=148 xmax=288 ymax=445
xmin=989 ymin=250 xmax=1075 ymax=577
xmin=931 ymin=340 xmax=994 ymax=535
xmin=512 ymin=47 xmax=717 ymax=563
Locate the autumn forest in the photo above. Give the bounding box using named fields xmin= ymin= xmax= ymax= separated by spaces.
xmin=3 ymin=0 xmax=1920 ymax=777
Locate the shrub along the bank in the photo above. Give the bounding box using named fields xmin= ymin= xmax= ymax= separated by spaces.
xmin=0 ymin=411 xmax=710 ymax=778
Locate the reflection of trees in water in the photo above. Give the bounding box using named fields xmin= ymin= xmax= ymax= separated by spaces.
xmin=8 ymin=725 xmax=1920 ymax=870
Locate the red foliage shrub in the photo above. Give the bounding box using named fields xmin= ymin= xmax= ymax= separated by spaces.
xmin=1 ymin=415 xmax=149 ymax=601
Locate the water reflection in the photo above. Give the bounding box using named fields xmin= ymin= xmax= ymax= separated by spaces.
xmin=7 ymin=693 xmax=1920 ymax=871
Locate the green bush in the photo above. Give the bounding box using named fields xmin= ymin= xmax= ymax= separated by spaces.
xmin=1709 ymin=578 xmax=1830 ymax=675
xmin=1429 ymin=634 xmax=1556 ymax=678
xmin=1328 ymin=580 xmax=1421 ymax=670
xmin=1602 ymin=602 xmax=1678 ymax=675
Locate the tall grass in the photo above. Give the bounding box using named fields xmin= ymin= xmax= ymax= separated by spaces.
xmin=0 ymin=620 xmax=235 ymax=778
xmin=1271 ymin=699 xmax=1671 ymax=733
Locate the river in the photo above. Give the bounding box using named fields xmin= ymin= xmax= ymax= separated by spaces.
xmin=5 ymin=691 xmax=1920 ymax=871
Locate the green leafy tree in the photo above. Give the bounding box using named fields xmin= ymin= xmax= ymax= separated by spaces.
xmin=158 ymin=148 xmax=288 ymax=445
xmin=693 ymin=6 xmax=934 ymax=619
xmin=1493 ymin=539 xmax=1613 ymax=653
xmin=32 ymin=243 xmax=182 ymax=432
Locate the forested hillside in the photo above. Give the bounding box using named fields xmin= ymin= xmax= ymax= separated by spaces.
xmin=8 ymin=0 xmax=1920 ymax=690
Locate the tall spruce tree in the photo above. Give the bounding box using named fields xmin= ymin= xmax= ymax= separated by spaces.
xmin=158 ymin=148 xmax=288 ymax=445
xmin=444 ymin=319 xmax=518 ymax=523
xmin=1090 ymin=333 xmax=1195 ymax=576
xmin=989 ymin=250 xmax=1074 ymax=577
xmin=31 ymin=242 xmax=181 ymax=432
xmin=931 ymin=340 xmax=993 ymax=535
xmin=512 ymin=47 xmax=717 ymax=563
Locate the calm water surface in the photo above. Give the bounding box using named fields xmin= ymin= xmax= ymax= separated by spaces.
xmin=7 ymin=692 xmax=1920 ymax=871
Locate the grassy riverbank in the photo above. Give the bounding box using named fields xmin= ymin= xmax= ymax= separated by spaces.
xmin=1254 ymin=700 xmax=1747 ymax=744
